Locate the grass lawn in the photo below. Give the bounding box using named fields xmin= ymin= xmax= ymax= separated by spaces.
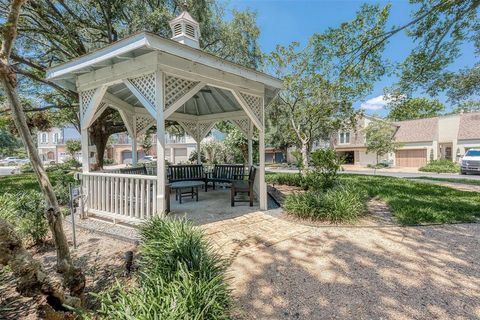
xmin=0 ymin=171 xmax=68 ymax=194
xmin=411 ymin=176 xmax=480 ymax=187
xmin=267 ymin=172 xmax=480 ymax=225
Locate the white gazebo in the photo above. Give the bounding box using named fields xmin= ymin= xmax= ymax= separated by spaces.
xmin=46 ymin=10 xmax=282 ymax=223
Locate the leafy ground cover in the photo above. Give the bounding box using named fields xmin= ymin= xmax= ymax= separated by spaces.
xmin=268 ymin=172 xmax=480 ymax=225
xmin=412 ymin=176 xmax=480 ymax=186
xmin=92 ymin=218 xmax=232 ymax=319
xmin=419 ymin=159 xmax=460 ymax=173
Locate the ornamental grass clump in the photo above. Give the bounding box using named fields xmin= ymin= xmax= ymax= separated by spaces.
xmin=93 ymin=218 xmax=232 ymax=319
xmin=284 ymin=184 xmax=367 ymax=223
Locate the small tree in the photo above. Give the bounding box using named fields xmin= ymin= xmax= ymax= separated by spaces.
xmin=65 ymin=139 xmax=81 ymax=161
xmin=364 ymin=120 xmax=400 ymax=170
xmin=309 ymin=149 xmax=343 ymax=190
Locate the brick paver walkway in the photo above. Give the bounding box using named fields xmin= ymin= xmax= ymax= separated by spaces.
xmin=201 ymin=211 xmax=311 ymax=258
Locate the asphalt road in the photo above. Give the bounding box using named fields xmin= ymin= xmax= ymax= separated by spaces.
xmin=268 ymin=168 xmax=480 ymax=181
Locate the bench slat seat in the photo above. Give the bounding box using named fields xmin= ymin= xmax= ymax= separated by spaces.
xmin=206 ymin=164 xmax=245 ymax=190
xmin=167 ymin=165 xmax=206 ymax=189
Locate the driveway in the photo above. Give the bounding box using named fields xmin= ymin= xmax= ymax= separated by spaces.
xmin=268 ymin=167 xmax=480 ymax=181
xmin=203 ymin=212 xmax=480 ymax=319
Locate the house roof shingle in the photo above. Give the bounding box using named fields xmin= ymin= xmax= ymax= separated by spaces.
xmin=458 ymin=112 xmax=480 ymax=140
xmin=393 ymin=118 xmax=439 ymax=143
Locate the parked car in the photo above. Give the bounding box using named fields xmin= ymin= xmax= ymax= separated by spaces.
xmin=0 ymin=157 xmax=25 ymax=166
xmin=460 ymin=149 xmax=480 ymax=175
xmin=139 ymin=155 xmax=156 ymax=163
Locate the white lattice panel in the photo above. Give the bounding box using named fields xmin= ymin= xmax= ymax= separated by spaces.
xmin=135 ymin=114 xmax=155 ymax=134
xmin=80 ymin=89 xmax=96 ymax=120
xmin=240 ymin=92 xmax=263 ymax=124
xmin=129 ymin=73 xmax=156 ymax=108
xmin=177 ymin=120 xmax=199 ymax=141
xmin=165 ymin=75 xmax=199 ymax=109
xmin=198 ymin=121 xmax=215 ymax=140
xmin=231 ymin=118 xmax=250 ymax=136
xmin=177 ymin=120 xmax=215 ymax=142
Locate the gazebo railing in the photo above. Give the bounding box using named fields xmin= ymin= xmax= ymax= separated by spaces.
xmin=81 ymin=172 xmax=157 ymax=222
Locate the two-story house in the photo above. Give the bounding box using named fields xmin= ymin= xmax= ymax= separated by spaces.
xmin=37 ymin=127 xmax=201 ymax=165
xmin=37 ymin=126 xmax=82 ymax=163
xmin=332 ymin=112 xmax=480 ymax=168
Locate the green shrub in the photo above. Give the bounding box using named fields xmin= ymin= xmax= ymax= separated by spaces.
xmin=419 ymin=159 xmax=460 ymax=173
xmin=52 ymin=173 xmax=75 ymax=205
xmin=283 ymin=184 xmax=367 ymax=223
xmin=367 ymin=162 xmax=389 ymax=169
xmin=19 ymin=162 xmax=34 ymax=173
xmin=0 ymin=191 xmax=48 ymax=244
xmin=266 ymin=173 xmax=306 ymax=189
xmin=93 ymin=218 xmax=232 ymax=319
xmin=309 ymin=149 xmax=343 ymax=190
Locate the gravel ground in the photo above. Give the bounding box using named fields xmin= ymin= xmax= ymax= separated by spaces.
xmin=229 ymin=222 xmax=480 ymax=320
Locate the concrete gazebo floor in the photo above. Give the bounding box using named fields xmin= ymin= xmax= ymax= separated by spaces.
xmin=167 ymin=187 xmax=261 ymax=225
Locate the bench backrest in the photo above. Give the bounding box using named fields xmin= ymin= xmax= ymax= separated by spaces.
xmin=212 ymin=164 xmax=245 ymax=180
xmin=168 ymin=165 xmax=204 ymax=182
xmin=119 ymin=165 xmax=147 ymax=175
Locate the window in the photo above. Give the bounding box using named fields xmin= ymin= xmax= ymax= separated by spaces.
xmin=40 ymin=133 xmax=48 ymax=144
xmin=53 ymin=133 xmax=59 ymax=144
xmin=465 ymin=150 xmax=480 ymax=157
xmin=339 ymin=132 xmax=350 ymax=144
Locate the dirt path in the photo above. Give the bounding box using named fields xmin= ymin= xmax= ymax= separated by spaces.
xmin=203 ymin=212 xmax=480 ymax=320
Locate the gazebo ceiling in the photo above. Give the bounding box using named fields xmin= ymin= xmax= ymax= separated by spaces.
xmin=107 ymin=83 xmax=241 ymax=117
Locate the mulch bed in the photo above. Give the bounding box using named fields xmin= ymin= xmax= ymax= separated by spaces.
xmin=268 ymin=184 xmax=397 ymax=227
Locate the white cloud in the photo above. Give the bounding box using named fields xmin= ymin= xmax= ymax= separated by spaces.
xmin=360 ymin=95 xmax=391 ymax=110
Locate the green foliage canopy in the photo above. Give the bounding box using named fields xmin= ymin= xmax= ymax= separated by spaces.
xmin=388 ymin=97 xmax=445 ymax=121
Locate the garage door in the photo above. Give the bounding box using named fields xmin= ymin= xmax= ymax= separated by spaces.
xmin=395 ymin=149 xmax=427 ymax=167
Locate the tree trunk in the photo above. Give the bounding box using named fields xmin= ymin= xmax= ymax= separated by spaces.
xmin=90 ymin=121 xmax=109 ymax=171
xmin=300 ymin=141 xmax=310 ymax=174
xmin=0 ymin=72 xmax=72 ymax=272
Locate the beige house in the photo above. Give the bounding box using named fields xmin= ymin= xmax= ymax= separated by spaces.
xmin=333 ymin=112 xmax=480 ymax=168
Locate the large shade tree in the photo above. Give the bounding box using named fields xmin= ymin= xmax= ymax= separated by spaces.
xmin=0 ymin=0 xmax=84 ymax=301
xmin=388 ymin=97 xmax=445 ymax=121
xmin=0 ymin=0 xmax=262 ymax=169
xmin=266 ymin=4 xmax=391 ymax=169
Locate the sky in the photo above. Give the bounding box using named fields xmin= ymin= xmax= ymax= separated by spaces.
xmin=223 ymin=0 xmax=477 ymax=116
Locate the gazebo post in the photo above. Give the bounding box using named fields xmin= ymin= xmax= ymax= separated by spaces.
xmin=248 ymin=120 xmax=253 ymax=168
xmin=155 ymin=69 xmax=166 ymax=215
xmin=131 ymin=115 xmax=138 ymax=166
xmin=259 ymin=124 xmax=267 ymax=210
xmin=81 ymin=128 xmax=90 ymax=172
xmin=196 ymin=139 xmax=201 ymax=164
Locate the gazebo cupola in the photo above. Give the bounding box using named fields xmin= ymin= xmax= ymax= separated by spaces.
xmin=169 ymin=5 xmax=201 ymax=49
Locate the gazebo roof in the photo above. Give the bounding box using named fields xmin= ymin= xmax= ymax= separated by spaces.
xmin=46 ymin=31 xmax=282 ymax=95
